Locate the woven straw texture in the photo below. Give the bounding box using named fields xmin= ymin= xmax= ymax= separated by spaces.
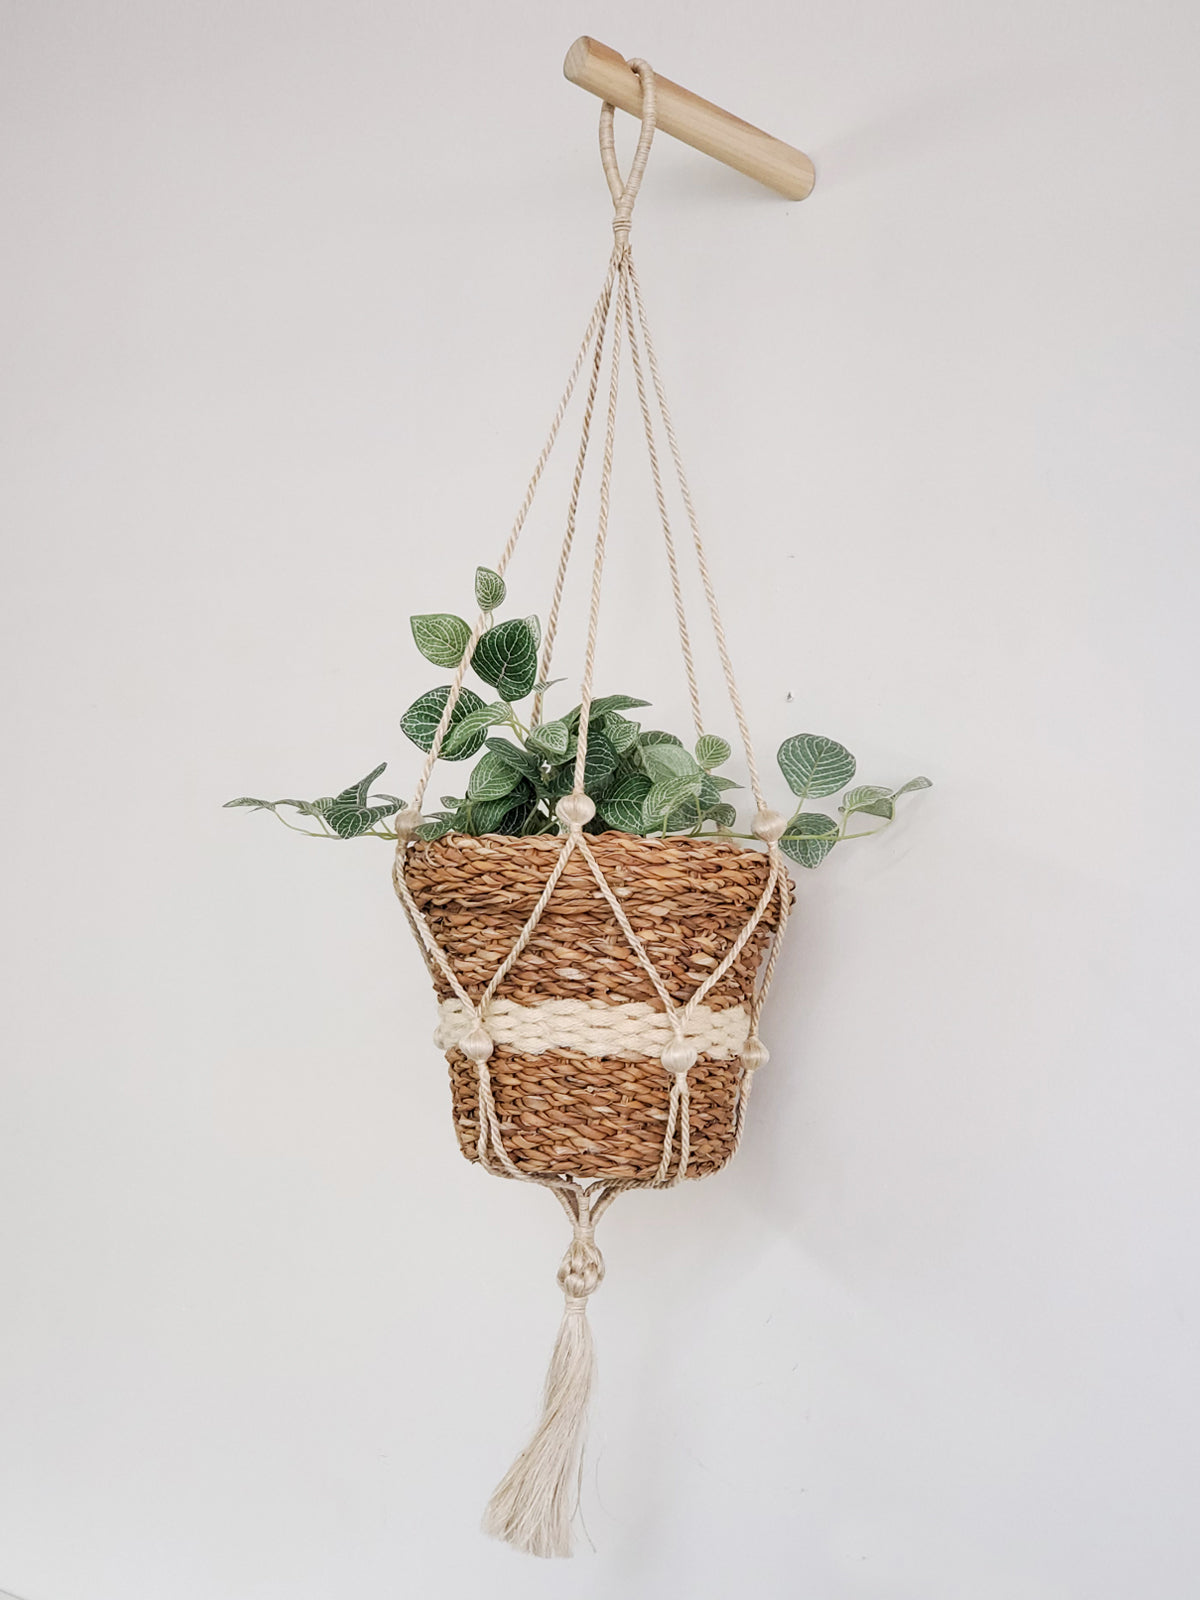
xmin=404 ymin=832 xmax=783 ymax=1180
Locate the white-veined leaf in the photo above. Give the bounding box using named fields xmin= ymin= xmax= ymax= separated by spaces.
xmin=411 ymin=613 xmax=470 ymax=669
xmin=641 ymin=772 xmax=704 ymax=829
xmin=779 ymin=811 xmax=839 ymax=868
xmin=400 ymin=685 xmax=488 ymax=759
xmin=894 ymin=775 xmax=933 ymax=797
xmin=466 ymin=751 xmax=523 ymax=802
xmin=777 ymin=734 xmax=856 ymax=799
xmin=527 ymin=719 xmax=572 ymax=759
xmin=604 ymin=713 xmax=640 ymax=755
xmin=474 ymin=567 xmax=506 ymax=611
xmin=639 ymin=742 xmax=701 ymax=783
xmin=599 ymin=774 xmax=651 ymax=833
xmin=472 ymin=619 xmax=539 ymax=699
xmin=695 ymin=733 xmax=732 ymax=770
xmin=441 ymin=700 xmax=510 ymax=757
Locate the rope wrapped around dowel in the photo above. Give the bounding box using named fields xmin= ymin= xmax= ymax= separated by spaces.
xmin=392 ymin=57 xmax=793 ymax=1557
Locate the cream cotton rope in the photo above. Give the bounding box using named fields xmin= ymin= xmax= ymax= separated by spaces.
xmin=393 ymin=59 xmax=792 ymax=1558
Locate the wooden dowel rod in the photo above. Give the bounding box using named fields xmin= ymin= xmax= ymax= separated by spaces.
xmin=563 ymin=36 xmax=815 ymax=202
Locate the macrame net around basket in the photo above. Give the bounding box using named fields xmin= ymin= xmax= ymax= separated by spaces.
xmin=391 ymin=62 xmax=793 ymax=1559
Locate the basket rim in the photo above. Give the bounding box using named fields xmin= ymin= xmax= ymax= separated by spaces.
xmin=404 ymin=829 xmax=771 ymax=858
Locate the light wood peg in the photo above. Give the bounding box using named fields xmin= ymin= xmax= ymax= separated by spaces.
xmin=563 ymin=36 xmax=815 ymax=202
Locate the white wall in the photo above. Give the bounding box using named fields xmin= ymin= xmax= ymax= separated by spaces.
xmin=3 ymin=3 xmax=1198 ymax=1596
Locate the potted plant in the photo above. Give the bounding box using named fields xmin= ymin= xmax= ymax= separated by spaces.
xmin=228 ymin=570 xmax=928 ymax=1181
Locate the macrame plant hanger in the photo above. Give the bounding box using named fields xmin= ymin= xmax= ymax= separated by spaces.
xmin=392 ymin=48 xmax=813 ymax=1560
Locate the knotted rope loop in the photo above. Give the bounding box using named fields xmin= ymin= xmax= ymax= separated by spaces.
xmin=558 ymin=1220 xmax=605 ymax=1310
xmin=599 ymin=58 xmax=657 ymax=247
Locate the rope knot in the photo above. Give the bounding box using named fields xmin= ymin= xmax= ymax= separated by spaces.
xmin=599 ymin=59 xmax=657 ymax=252
xmin=557 ymin=1223 xmax=605 ymax=1308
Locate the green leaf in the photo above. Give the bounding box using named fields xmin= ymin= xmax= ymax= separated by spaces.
xmin=319 ymin=764 xmax=406 ymax=838
xmin=410 ymin=614 xmax=470 ymax=669
xmin=700 ymin=775 xmax=744 ymax=808
xmin=639 ymin=729 xmax=682 ymax=747
xmin=706 ymin=802 xmax=738 ymax=828
xmin=695 ymin=733 xmax=732 ymax=770
xmin=532 ymin=677 xmax=566 ymax=695
xmin=474 ymin=567 xmax=506 ymax=611
xmin=894 ymin=775 xmax=933 ymax=797
xmin=400 ymin=685 xmax=488 ymax=760
xmin=582 ymin=731 xmax=618 ymax=791
xmin=472 ymin=619 xmax=539 ymax=700
xmin=840 ymin=783 xmax=894 ymax=820
xmin=639 ymin=742 xmax=701 ymax=784
xmin=599 ymin=773 xmax=651 ymax=833
xmin=565 ymin=694 xmax=651 ymax=730
xmin=526 ymin=719 xmax=573 ymax=760
xmin=642 ymin=773 xmax=704 ymax=830
xmin=604 ymin=713 xmax=641 ymax=756
xmin=325 ymin=801 xmax=400 ymax=838
xmin=467 ymin=751 xmax=522 ymax=802
xmin=416 ymin=815 xmax=455 ymax=842
xmin=462 ymin=786 xmax=533 ymax=835
xmin=779 ymin=812 xmax=840 ymax=868
xmin=777 ymin=734 xmax=856 ymax=800
xmin=523 ymin=614 xmax=541 ymax=649
xmin=484 ymin=737 xmax=541 ymax=778
xmin=587 ymin=694 xmax=650 ymax=721
xmin=441 ymin=700 xmax=511 ymax=758
xmin=225 ymin=795 xmax=326 ymax=816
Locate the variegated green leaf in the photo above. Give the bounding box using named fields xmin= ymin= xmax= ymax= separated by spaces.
xmin=604 ymin=713 xmax=640 ymax=756
xmin=642 ymin=772 xmax=704 ymax=829
xmin=441 ymin=700 xmax=510 ymax=758
xmin=527 ymin=719 xmax=572 ymax=759
xmin=416 ymin=815 xmax=455 ymax=842
xmin=400 ymin=685 xmax=487 ymax=759
xmin=467 ymin=751 xmax=523 ymax=802
xmin=779 ymin=811 xmax=840 ymax=868
xmin=410 ymin=613 xmax=470 ymax=669
xmin=639 ymin=742 xmax=701 ymax=783
xmin=840 ymin=784 xmax=894 ymax=820
xmin=894 ymin=776 xmax=933 ymax=797
xmin=484 ymin=738 xmax=541 ymax=778
xmin=474 ymin=567 xmax=506 ymax=611
xmin=472 ymin=619 xmax=538 ymax=700
xmin=777 ymin=734 xmax=856 ymax=800
xmin=599 ymin=773 xmax=651 ymax=833
xmin=582 ymin=731 xmax=618 ymax=790
xmin=695 ymin=733 xmax=732 ymax=770
xmin=706 ymin=802 xmax=738 ymax=828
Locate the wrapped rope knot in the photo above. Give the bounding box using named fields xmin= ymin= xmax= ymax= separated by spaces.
xmin=558 ymin=1223 xmax=605 ymax=1307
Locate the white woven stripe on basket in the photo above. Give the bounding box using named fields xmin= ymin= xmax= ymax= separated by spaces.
xmin=434 ymin=997 xmax=752 ymax=1061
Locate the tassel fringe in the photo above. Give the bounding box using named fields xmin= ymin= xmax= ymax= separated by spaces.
xmin=483 ymin=1224 xmax=605 ymax=1558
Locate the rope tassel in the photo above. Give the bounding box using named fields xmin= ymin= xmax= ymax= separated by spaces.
xmin=483 ymin=1221 xmax=605 ymax=1558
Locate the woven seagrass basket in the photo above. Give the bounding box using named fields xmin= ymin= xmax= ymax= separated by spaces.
xmin=404 ymin=830 xmax=783 ymax=1181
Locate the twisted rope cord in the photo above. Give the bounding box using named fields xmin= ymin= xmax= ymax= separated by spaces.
xmin=620 ymin=264 xmax=704 ymax=738
xmin=731 ymin=865 xmax=792 ymax=1154
xmin=409 ymin=264 xmax=618 ymax=812
xmin=532 ymin=277 xmax=614 ymax=728
xmin=626 ymin=258 xmax=769 ymax=812
xmin=570 ymin=256 xmax=627 ymax=798
xmin=678 ymin=851 xmax=783 ymax=1021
